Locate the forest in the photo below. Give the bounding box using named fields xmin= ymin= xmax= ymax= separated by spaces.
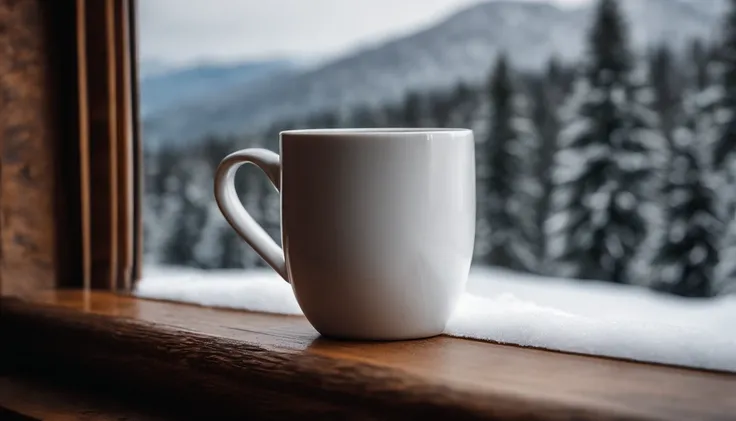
xmin=142 ymin=0 xmax=736 ymax=298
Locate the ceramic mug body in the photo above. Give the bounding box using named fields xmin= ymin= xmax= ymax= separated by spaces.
xmin=214 ymin=128 xmax=476 ymax=340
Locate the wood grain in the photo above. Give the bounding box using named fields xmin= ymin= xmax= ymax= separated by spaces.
xmin=0 ymin=0 xmax=60 ymax=296
xmin=2 ymin=291 xmax=735 ymax=421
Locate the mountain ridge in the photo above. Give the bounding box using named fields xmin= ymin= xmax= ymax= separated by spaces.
xmin=142 ymin=0 xmax=724 ymax=148
xmin=139 ymin=59 xmax=296 ymax=118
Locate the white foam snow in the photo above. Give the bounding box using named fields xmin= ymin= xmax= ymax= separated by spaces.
xmin=136 ymin=265 xmax=736 ymax=372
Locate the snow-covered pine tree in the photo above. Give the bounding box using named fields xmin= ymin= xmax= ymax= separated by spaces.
xmin=713 ymin=0 xmax=736 ymax=173
xmin=485 ymin=53 xmax=541 ymax=272
xmin=161 ymin=157 xmax=209 ymax=267
xmin=305 ymin=111 xmax=340 ymax=129
xmin=402 ymin=91 xmax=425 ymax=127
xmin=713 ymin=0 xmax=736 ymax=294
xmin=642 ymin=45 xmax=681 ymax=264
xmin=486 ymin=54 xmax=514 ymax=268
xmin=715 ymin=220 xmax=736 ymax=294
xmin=662 ymin=40 xmax=734 ymax=294
xmin=653 ymin=126 xmax=720 ymax=297
xmin=142 ymin=147 xmax=180 ymax=263
xmin=649 ymin=45 xmax=681 ymax=143
xmin=545 ymin=0 xmax=663 ymax=283
xmin=532 ymin=57 xmax=564 ymax=266
xmin=690 ymin=38 xmax=712 ymax=93
xmin=198 ymin=135 xmax=254 ymax=269
xmin=429 ymin=90 xmax=452 ymax=128
xmin=350 ymin=105 xmax=382 ymax=128
xmin=216 ymin=227 xmax=246 ymax=269
xmin=427 ymin=81 xmax=477 ymax=129
xmin=681 ymin=57 xmax=721 ymax=189
xmin=448 ymin=81 xmax=477 ymax=128
xmin=145 ymin=147 xmax=178 ymax=214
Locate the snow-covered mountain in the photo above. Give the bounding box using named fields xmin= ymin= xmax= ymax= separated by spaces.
xmin=142 ymin=0 xmax=724 ymax=147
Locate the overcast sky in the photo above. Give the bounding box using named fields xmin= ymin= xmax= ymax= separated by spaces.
xmin=138 ymin=0 xmax=590 ymax=66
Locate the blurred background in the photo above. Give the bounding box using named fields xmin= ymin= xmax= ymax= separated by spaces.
xmin=137 ymin=0 xmax=736 ymax=298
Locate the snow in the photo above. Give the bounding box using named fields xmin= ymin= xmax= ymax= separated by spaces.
xmin=138 ymin=265 xmax=301 ymax=315
xmin=136 ymin=265 xmax=736 ymax=372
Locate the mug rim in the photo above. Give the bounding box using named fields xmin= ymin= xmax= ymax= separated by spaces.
xmin=280 ymin=128 xmax=472 ymax=136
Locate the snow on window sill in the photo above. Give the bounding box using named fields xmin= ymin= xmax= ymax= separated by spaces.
xmin=135 ymin=265 xmax=736 ymax=373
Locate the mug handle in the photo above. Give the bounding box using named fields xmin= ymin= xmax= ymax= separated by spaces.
xmin=214 ymin=148 xmax=288 ymax=282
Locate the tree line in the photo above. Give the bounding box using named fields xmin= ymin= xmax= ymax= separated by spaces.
xmin=144 ymin=0 xmax=736 ymax=298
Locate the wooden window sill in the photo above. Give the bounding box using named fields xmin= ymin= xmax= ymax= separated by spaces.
xmin=1 ymin=291 xmax=735 ymax=420
xmin=0 ymin=375 xmax=174 ymax=421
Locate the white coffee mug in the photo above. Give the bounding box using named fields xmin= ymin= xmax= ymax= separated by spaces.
xmin=214 ymin=128 xmax=475 ymax=340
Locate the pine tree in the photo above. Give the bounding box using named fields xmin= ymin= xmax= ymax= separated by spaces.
xmin=306 ymin=111 xmax=340 ymax=128
xmin=143 ymin=145 xmax=191 ymax=264
xmin=198 ymin=136 xmax=253 ymax=269
xmin=546 ymin=56 xmax=563 ymax=88
xmin=653 ymin=127 xmax=720 ymax=297
xmin=426 ymin=82 xmax=477 ymax=129
xmin=713 ymin=0 xmax=736 ymax=171
xmin=350 ymin=105 xmax=382 ymax=128
xmin=161 ymin=159 xmax=209 ymax=267
xmin=532 ymin=57 xmax=564 ymax=265
xmin=683 ymin=51 xmax=721 ymax=181
xmin=380 ymin=102 xmax=403 ymax=127
xmin=649 ymin=45 xmax=681 ymax=143
xmin=486 ymin=55 xmax=514 ymax=268
xmin=690 ymin=38 xmax=711 ymax=92
xmin=429 ymin=91 xmax=452 ymax=127
xmin=402 ymin=92 xmax=424 ymax=127
xmin=645 ymin=46 xmax=682 ymax=262
xmin=485 ymin=54 xmax=541 ymax=272
xmin=546 ymin=0 xmax=663 ymax=283
xmin=675 ymin=49 xmax=735 ymax=294
xmin=147 ymin=147 xmax=179 ymax=214
xmin=715 ymin=220 xmax=736 ymax=294
xmin=217 ymin=227 xmax=247 ymax=269
xmin=711 ymin=0 xmax=736 ymax=295
xmin=448 ymin=81 xmax=477 ymax=128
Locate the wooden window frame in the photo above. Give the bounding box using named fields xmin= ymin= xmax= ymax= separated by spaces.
xmin=1 ymin=1 xmax=735 ymax=419
xmin=76 ymin=0 xmax=139 ymax=291
xmin=0 ymin=0 xmax=139 ymax=295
